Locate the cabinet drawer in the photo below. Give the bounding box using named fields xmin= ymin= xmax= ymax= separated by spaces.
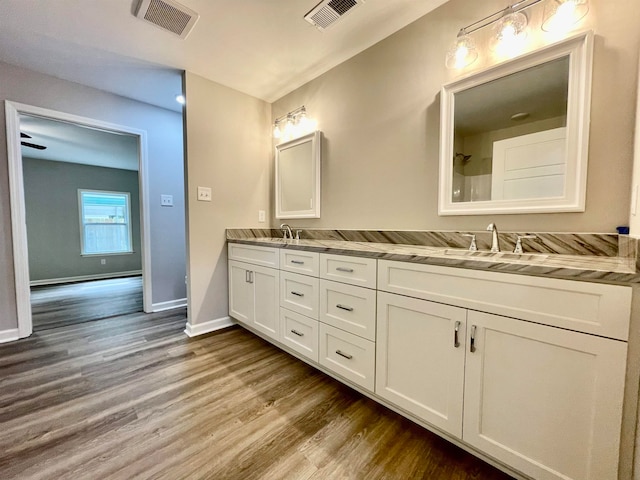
xmin=280 ymin=308 xmax=319 ymax=362
xmin=228 ymin=243 xmax=279 ymax=268
xmin=319 ymin=323 xmax=375 ymax=391
xmin=320 ymin=254 xmax=377 ymax=288
xmin=280 ymin=250 xmax=319 ymax=277
xmin=280 ymin=271 xmax=319 ymax=319
xmin=378 ymin=260 xmax=632 ymax=341
xmin=320 ymin=280 xmax=376 ymax=341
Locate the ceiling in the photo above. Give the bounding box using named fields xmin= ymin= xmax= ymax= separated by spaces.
xmin=20 ymin=115 xmax=140 ymax=171
xmin=0 ymin=0 xmax=449 ymax=113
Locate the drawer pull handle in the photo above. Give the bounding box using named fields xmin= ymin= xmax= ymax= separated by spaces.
xmin=291 ymin=260 xmax=305 ymax=265
xmin=336 ymin=304 xmax=354 ymax=312
xmin=454 ymin=321 xmax=460 ymax=348
xmin=470 ymin=325 xmax=477 ymax=353
xmin=291 ymin=291 xmax=304 ymax=297
xmin=335 ymin=350 xmax=353 ymax=360
xmin=291 ymin=329 xmax=304 ymax=337
xmin=336 ymin=267 xmax=354 ymax=273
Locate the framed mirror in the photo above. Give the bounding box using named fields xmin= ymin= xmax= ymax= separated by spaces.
xmin=275 ymin=130 xmax=321 ymax=219
xmin=439 ymin=31 xmax=593 ymax=215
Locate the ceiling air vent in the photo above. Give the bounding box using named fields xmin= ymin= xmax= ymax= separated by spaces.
xmin=304 ymin=0 xmax=365 ymax=31
xmin=135 ymin=0 xmax=200 ymax=39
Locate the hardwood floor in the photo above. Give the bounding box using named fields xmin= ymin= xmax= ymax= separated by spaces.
xmin=0 ymin=309 xmax=514 ymax=480
xmin=30 ymin=276 xmax=143 ymax=330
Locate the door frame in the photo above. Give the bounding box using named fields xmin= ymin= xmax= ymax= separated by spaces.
xmin=5 ymin=101 xmax=153 ymax=338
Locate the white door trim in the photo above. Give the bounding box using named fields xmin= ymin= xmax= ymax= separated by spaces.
xmin=5 ymin=101 xmax=153 ymax=338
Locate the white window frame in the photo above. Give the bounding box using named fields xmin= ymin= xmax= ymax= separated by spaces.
xmin=78 ymin=189 xmax=133 ymax=256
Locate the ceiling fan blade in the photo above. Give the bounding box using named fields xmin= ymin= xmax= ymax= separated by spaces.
xmin=21 ymin=141 xmax=47 ymax=150
xmin=20 ymin=132 xmax=32 ymax=139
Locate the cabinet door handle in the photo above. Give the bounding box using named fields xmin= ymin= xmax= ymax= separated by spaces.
xmin=335 ymin=350 xmax=353 ymax=360
xmin=290 ymin=329 xmax=304 ymax=337
xmin=336 ymin=267 xmax=354 ymax=273
xmin=245 ymin=270 xmax=250 ymax=283
xmin=454 ymin=321 xmax=461 ymax=348
xmin=470 ymin=325 xmax=476 ymax=353
xmin=291 ymin=291 xmax=304 ymax=297
xmin=248 ymin=271 xmax=254 ymax=284
xmin=336 ymin=304 xmax=354 ymax=312
xmin=291 ymin=260 xmax=305 ymax=265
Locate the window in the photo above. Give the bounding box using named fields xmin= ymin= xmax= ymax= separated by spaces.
xmin=79 ymin=190 xmax=132 ymax=255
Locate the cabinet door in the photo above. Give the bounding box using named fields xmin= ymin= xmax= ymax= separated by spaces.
xmin=251 ymin=264 xmax=280 ymax=341
xmin=228 ymin=260 xmax=253 ymax=324
xmin=464 ymin=311 xmax=627 ymax=480
xmin=376 ymin=292 xmax=466 ymax=438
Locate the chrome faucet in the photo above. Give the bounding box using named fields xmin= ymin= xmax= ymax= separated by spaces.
xmin=487 ymin=223 xmax=500 ymax=253
xmin=280 ymin=223 xmax=293 ymax=240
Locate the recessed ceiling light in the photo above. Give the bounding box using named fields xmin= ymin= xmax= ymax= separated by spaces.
xmin=175 ymin=94 xmax=186 ymax=105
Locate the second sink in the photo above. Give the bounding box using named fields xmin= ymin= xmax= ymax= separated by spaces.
xmin=444 ymin=249 xmax=548 ymax=263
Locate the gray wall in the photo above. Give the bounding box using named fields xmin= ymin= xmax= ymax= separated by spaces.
xmin=184 ymin=72 xmax=271 ymax=326
xmin=23 ymin=158 xmax=142 ymax=282
xmin=0 ymin=61 xmax=186 ymax=331
xmin=271 ymin=0 xmax=640 ymax=233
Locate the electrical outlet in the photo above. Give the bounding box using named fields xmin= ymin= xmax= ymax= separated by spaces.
xmin=100 ymin=258 xmax=106 ymax=265
xmin=161 ymin=194 xmax=174 ymax=207
xmin=258 ymin=210 xmax=266 ymax=222
xmin=197 ymin=186 xmax=212 ymax=202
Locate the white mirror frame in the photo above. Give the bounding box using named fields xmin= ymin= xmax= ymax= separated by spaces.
xmin=275 ymin=130 xmax=321 ymax=219
xmin=439 ymin=31 xmax=594 ymax=216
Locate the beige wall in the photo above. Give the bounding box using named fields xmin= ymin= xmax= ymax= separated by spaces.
xmin=271 ymin=0 xmax=640 ymax=233
xmin=183 ymin=72 xmax=271 ymax=325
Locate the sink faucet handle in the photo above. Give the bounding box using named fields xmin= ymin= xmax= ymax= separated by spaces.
xmin=295 ymin=229 xmax=302 ymax=240
xmin=513 ymin=234 xmax=537 ymax=254
xmin=461 ymin=233 xmax=477 ymax=251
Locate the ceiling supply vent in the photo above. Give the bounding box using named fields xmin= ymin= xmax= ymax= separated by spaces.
xmin=135 ymin=0 xmax=200 ymax=39
xmin=304 ymin=0 xmax=365 ymax=31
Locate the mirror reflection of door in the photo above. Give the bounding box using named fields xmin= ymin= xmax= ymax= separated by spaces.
xmin=452 ymin=56 xmax=569 ymax=203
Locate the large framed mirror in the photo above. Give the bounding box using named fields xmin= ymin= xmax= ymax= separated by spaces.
xmin=439 ymin=31 xmax=593 ymax=215
xmin=275 ymin=130 xmax=321 ymax=219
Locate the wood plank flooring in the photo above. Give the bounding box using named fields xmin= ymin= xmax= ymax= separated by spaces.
xmin=30 ymin=276 xmax=143 ymax=330
xmin=0 ymin=309 xmax=514 ymax=480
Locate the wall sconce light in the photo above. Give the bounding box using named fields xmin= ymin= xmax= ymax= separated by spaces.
xmin=445 ymin=0 xmax=589 ymax=69
xmin=273 ymin=106 xmax=317 ymax=141
xmin=542 ymin=0 xmax=589 ymax=32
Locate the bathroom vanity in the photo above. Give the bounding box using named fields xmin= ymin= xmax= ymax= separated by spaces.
xmin=227 ymin=231 xmax=637 ymax=480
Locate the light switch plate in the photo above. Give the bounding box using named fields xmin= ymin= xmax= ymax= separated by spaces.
xmin=197 ymin=186 xmax=212 ymax=202
xmin=161 ymin=194 xmax=174 ymax=206
xmin=258 ymin=210 xmax=266 ymax=222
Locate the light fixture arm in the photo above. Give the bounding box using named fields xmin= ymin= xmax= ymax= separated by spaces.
xmin=460 ymin=0 xmax=543 ymax=36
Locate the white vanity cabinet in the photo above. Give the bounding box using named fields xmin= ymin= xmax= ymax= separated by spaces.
xmin=228 ymin=243 xmax=633 ymax=480
xmin=228 ymin=245 xmax=280 ymax=341
xmin=377 ymin=259 xmax=631 ymax=480
xmin=376 ymin=292 xmax=466 ymax=437
xmin=463 ymin=310 xmax=627 ymax=480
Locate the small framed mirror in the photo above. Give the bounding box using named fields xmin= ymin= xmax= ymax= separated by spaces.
xmin=439 ymin=31 xmax=593 ymax=215
xmin=275 ymin=131 xmax=321 ymax=219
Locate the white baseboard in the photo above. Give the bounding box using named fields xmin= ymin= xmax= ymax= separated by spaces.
xmin=152 ymin=298 xmax=187 ymax=312
xmin=30 ymin=270 xmax=142 ymax=287
xmin=0 ymin=328 xmax=20 ymax=344
xmin=184 ymin=316 xmax=235 ymax=337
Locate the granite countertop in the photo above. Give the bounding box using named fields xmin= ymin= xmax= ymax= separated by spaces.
xmin=228 ymin=237 xmax=640 ymax=285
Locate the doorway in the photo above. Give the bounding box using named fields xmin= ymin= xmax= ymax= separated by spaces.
xmin=6 ymin=101 xmax=152 ymax=338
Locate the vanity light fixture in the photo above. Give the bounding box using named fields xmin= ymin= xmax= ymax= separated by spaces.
xmin=542 ymin=0 xmax=589 ymax=32
xmin=445 ymin=29 xmax=478 ymax=69
xmin=272 ymin=106 xmax=317 ymax=142
xmin=445 ymin=0 xmax=589 ymax=69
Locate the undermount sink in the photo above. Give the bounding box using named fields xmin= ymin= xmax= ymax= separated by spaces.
xmin=444 ymin=249 xmax=548 ymax=263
